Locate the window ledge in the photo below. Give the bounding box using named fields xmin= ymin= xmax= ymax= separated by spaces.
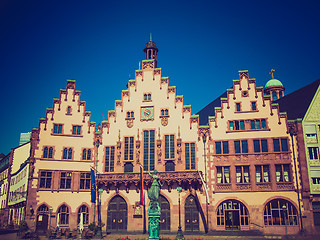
xmin=226 ymin=128 xmax=270 ymax=133
xmin=51 ymin=133 xmax=83 ymax=137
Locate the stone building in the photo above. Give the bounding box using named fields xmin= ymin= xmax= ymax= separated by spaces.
xmin=24 ymin=40 xmax=316 ymax=235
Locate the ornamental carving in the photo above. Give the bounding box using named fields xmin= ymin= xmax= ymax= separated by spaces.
xmin=136 ymin=71 xmax=142 ymax=77
xmin=66 ymin=81 xmax=75 ymax=89
xmin=122 ymin=91 xmax=129 ymax=97
xmin=183 ymin=106 xmax=191 ymax=113
xmin=136 ymin=140 xmax=141 ymax=164
xmin=176 ymin=138 xmax=182 ymax=163
xmin=239 ymin=71 xmax=249 ymax=80
xmin=142 ymin=61 xmax=154 ymax=69
xmin=154 ymin=69 xmax=161 ymax=75
xmin=127 ymin=119 xmax=134 ymax=128
xmin=129 ymin=81 xmax=136 ymax=87
xmin=168 ymin=87 xmax=176 ymax=94
xmin=175 ymin=96 xmax=183 ymax=103
xmin=157 ymin=140 xmax=162 ymax=162
xmin=116 ymin=101 xmax=122 ymax=107
xmin=97 ymin=171 xmax=202 ymax=191
xmin=109 ymin=111 xmax=116 ymax=118
xmin=161 ymin=116 xmax=168 ymax=126
xmin=161 ymin=78 xmax=168 ymax=84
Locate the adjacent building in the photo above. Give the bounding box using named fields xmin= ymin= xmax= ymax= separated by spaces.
xmin=276 ymin=79 xmax=320 ymax=232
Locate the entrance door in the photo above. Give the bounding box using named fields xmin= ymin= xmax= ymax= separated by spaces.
xmin=185 ymin=195 xmax=199 ymax=232
xmin=225 ymin=210 xmax=240 ymax=229
xmin=36 ymin=204 xmax=49 ymax=232
xmin=107 ymin=196 xmax=127 ymax=231
xmin=36 ymin=214 xmax=49 ymax=232
xmin=159 ymin=195 xmax=170 ymax=231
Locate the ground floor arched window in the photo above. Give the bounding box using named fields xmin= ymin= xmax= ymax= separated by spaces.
xmin=264 ymin=199 xmax=298 ymax=226
xmin=217 ymin=199 xmax=249 ymax=229
xmin=78 ymin=205 xmax=89 ymax=225
xmin=58 ymin=204 xmax=69 ymax=225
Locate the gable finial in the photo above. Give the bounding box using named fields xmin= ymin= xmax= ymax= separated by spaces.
xmin=269 ymin=68 xmax=275 ymax=79
xmin=150 ymin=33 xmax=152 ymax=41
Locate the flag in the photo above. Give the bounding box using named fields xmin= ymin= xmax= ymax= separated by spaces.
xmin=198 ymin=170 xmax=210 ymax=204
xmin=140 ymin=165 xmax=144 ymax=205
xmin=91 ymin=168 xmax=96 ymax=203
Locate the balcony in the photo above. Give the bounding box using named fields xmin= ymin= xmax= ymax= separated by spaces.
xmin=97 ymin=170 xmax=202 ymax=193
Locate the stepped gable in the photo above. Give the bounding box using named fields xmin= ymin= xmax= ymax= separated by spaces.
xmin=275 ymin=79 xmax=320 ymax=120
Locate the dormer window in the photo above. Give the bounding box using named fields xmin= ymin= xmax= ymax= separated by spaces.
xmin=143 ymin=93 xmax=152 ymax=101
xmin=161 ymin=109 xmax=169 ymax=116
xmin=251 ymin=102 xmax=257 ymax=111
xmin=67 ymin=106 xmax=72 ymax=115
xmin=126 ymin=111 xmax=134 ymax=118
xmin=236 ymin=103 xmax=241 ymax=112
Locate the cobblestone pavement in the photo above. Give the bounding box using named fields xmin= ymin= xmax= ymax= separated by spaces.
xmin=1 ymin=232 xmax=319 ymax=240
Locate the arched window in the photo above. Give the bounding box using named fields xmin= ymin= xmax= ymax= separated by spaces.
xmin=78 ymin=205 xmax=89 ymax=225
xmin=144 ymin=94 xmax=148 ymax=101
xmin=130 ymin=111 xmax=134 ymax=118
xmin=264 ymin=199 xmax=298 ymax=226
xmin=161 ymin=110 xmax=164 ymax=116
xmin=127 ymin=112 xmax=130 ymax=118
xmin=63 ymin=148 xmax=68 ymax=159
xmin=164 ymin=109 xmax=168 ymax=116
xmin=217 ymin=199 xmax=249 ymax=229
xmin=58 ymin=205 xmax=69 ymax=225
xmin=67 ymin=106 xmax=71 ymax=114
xmin=87 ymin=149 xmax=91 ymax=160
xmin=165 ymin=161 xmax=175 ymax=172
xmin=48 ymin=147 xmax=53 ymax=158
xmin=38 ymin=204 xmax=49 ymax=213
xmin=43 ymin=147 xmax=48 ymax=158
xmin=159 ymin=195 xmax=170 ymax=231
xmin=68 ymin=148 xmax=72 ymax=159
xmin=272 ymin=91 xmax=278 ymax=101
xmin=148 ymin=94 xmax=151 ymax=101
xmin=82 ymin=149 xmax=87 ymax=160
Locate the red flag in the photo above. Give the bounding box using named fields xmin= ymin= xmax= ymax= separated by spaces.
xmin=140 ymin=165 xmax=144 ymax=205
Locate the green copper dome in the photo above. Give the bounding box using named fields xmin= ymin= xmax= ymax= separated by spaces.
xmin=265 ymin=79 xmax=283 ymax=88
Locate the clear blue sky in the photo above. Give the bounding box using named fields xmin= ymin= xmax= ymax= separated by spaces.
xmin=1 ymin=0 xmax=319 ymax=154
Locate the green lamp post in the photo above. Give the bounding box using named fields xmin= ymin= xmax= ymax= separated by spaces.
xmin=176 ymin=186 xmax=184 ymax=239
xmin=96 ymin=188 xmax=103 ymax=238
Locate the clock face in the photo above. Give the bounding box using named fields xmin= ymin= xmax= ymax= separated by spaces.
xmin=141 ymin=107 xmax=154 ymax=120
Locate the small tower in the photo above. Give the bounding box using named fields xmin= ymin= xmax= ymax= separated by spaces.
xmin=264 ymin=69 xmax=285 ymax=101
xmin=144 ymin=36 xmax=158 ymax=67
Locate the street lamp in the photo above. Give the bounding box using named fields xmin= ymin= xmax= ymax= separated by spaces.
xmin=176 ymin=186 xmax=184 ymax=240
xmin=202 ymin=134 xmax=209 ymax=234
xmin=282 ymin=205 xmax=287 ymax=238
xmin=96 ymin=188 xmax=103 ymax=238
xmin=49 ymin=206 xmax=53 ymax=231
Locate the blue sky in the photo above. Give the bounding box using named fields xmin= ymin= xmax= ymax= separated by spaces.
xmin=0 ymin=0 xmax=319 ymax=154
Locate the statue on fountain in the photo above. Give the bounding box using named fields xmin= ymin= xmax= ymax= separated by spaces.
xmin=147 ymin=169 xmax=162 ymax=240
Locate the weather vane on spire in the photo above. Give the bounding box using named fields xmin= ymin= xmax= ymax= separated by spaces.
xmin=269 ymin=68 xmax=275 ymax=79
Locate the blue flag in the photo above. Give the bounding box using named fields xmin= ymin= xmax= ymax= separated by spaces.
xmin=91 ymin=169 xmax=96 ymax=203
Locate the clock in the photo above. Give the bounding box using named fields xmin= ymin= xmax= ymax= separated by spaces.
xmin=141 ymin=106 xmax=154 ymax=120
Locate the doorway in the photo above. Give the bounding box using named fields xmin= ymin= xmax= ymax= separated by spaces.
xmin=159 ymin=195 xmax=170 ymax=231
xmin=107 ymin=196 xmax=127 ymax=231
xmin=185 ymin=195 xmax=199 ymax=232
